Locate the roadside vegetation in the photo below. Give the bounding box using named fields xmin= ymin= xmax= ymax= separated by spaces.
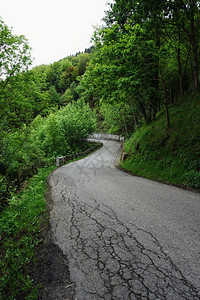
xmin=0 ymin=99 xmax=96 ymax=211
xmin=77 ymin=0 xmax=200 ymax=190
xmin=122 ymin=94 xmax=200 ymax=189
xmin=0 ymin=167 xmax=55 ymax=299
xmin=0 ymin=18 xmax=96 ymax=299
xmin=0 ymin=140 xmax=102 ymax=299
xmin=1 ymin=0 xmax=200 ymax=298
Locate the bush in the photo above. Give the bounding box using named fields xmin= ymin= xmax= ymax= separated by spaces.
xmin=0 ymin=99 xmax=96 ymax=207
xmin=0 ymin=166 xmax=55 ymax=299
xmin=38 ymin=99 xmax=96 ymax=156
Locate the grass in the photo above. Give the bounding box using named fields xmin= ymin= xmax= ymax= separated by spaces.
xmin=122 ymin=94 xmax=200 ymax=190
xmin=0 ymin=141 xmax=103 ymax=299
xmin=0 ymin=166 xmax=56 ymax=300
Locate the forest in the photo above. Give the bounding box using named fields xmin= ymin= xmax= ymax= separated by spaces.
xmin=0 ymin=21 xmax=96 ymax=210
xmin=0 ymin=0 xmax=200 ymax=298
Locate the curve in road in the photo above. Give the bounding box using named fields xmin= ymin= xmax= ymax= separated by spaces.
xmin=49 ymin=140 xmax=200 ymax=300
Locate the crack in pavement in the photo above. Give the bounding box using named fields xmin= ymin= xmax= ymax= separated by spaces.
xmin=50 ymin=176 xmax=200 ymax=300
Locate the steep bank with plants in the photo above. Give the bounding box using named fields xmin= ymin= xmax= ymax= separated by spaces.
xmin=0 ymin=167 xmax=55 ymax=299
xmin=122 ymin=94 xmax=200 ymax=190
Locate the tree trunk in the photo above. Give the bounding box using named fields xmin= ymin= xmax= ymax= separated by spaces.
xmin=123 ymin=118 xmax=128 ymax=135
xmin=177 ymin=48 xmax=183 ymax=95
xmin=164 ymin=99 xmax=170 ymax=129
xmin=175 ymin=0 xmax=199 ymax=93
xmin=159 ymin=70 xmax=170 ymax=128
xmin=138 ymin=100 xmax=151 ymax=123
xmin=192 ymin=41 xmax=199 ymax=93
xmin=190 ymin=5 xmax=199 ymax=93
xmin=177 ymin=29 xmax=183 ymax=95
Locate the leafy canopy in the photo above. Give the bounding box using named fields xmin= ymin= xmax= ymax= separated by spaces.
xmin=0 ymin=18 xmax=32 ymax=85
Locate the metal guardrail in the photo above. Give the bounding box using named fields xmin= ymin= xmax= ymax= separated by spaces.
xmin=56 ymin=142 xmax=102 ymax=167
xmin=88 ymin=133 xmax=126 ymax=163
xmin=56 ymin=134 xmax=126 ymax=167
xmin=88 ymin=133 xmax=124 ymax=142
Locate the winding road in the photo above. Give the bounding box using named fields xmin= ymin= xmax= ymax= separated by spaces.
xmin=49 ymin=140 xmax=200 ymax=300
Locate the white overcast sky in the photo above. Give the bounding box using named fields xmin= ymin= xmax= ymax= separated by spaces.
xmin=1 ymin=0 xmax=111 ymax=67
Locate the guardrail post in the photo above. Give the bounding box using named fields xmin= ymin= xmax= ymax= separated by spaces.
xmin=56 ymin=157 xmax=60 ymax=167
xmin=56 ymin=139 xmax=105 ymax=167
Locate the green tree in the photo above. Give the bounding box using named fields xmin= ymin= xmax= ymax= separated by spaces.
xmin=61 ymin=88 xmax=73 ymax=105
xmin=60 ymin=66 xmax=78 ymax=92
xmin=78 ymin=24 xmax=160 ymax=131
xmin=48 ymin=85 xmax=61 ymax=107
xmin=0 ymin=19 xmax=33 ymax=131
xmin=163 ymin=0 xmax=200 ymax=93
xmin=77 ymin=53 xmax=90 ymax=75
xmin=0 ymin=18 xmax=32 ymax=87
xmin=0 ymin=70 xmax=52 ymax=130
xmin=105 ymin=0 xmax=200 ymax=94
xmin=38 ymin=99 xmax=96 ymax=156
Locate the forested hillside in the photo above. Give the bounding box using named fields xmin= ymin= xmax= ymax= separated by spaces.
xmin=79 ymin=0 xmax=200 ymax=132
xmin=0 ymin=18 xmax=96 ymax=210
xmin=1 ymin=0 xmax=200 ymax=298
xmin=77 ymin=0 xmax=200 ymax=189
xmin=1 ymin=0 xmax=200 ymax=204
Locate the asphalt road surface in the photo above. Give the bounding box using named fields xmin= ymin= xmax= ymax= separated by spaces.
xmin=49 ymin=140 xmax=200 ymax=300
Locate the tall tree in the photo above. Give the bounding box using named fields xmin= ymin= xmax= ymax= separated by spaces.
xmin=163 ymin=0 xmax=200 ymax=93
xmin=0 ymin=18 xmax=32 ymax=87
xmin=78 ymin=24 xmax=159 ymax=131
xmin=106 ymin=0 xmax=200 ymax=94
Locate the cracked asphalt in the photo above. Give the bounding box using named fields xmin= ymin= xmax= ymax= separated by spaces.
xmin=49 ymin=140 xmax=200 ymax=300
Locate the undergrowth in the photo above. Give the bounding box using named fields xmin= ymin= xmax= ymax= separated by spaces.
xmin=122 ymin=94 xmax=200 ymax=189
xmin=0 ymin=141 xmax=102 ymax=299
xmin=0 ymin=166 xmax=56 ymax=300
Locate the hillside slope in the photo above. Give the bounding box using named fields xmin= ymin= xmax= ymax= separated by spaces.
xmin=122 ymin=94 xmax=200 ymax=190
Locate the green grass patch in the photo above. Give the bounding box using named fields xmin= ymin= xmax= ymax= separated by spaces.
xmin=0 ymin=142 xmax=103 ymax=299
xmin=0 ymin=166 xmax=56 ymax=300
xmin=122 ymin=94 xmax=200 ymax=189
